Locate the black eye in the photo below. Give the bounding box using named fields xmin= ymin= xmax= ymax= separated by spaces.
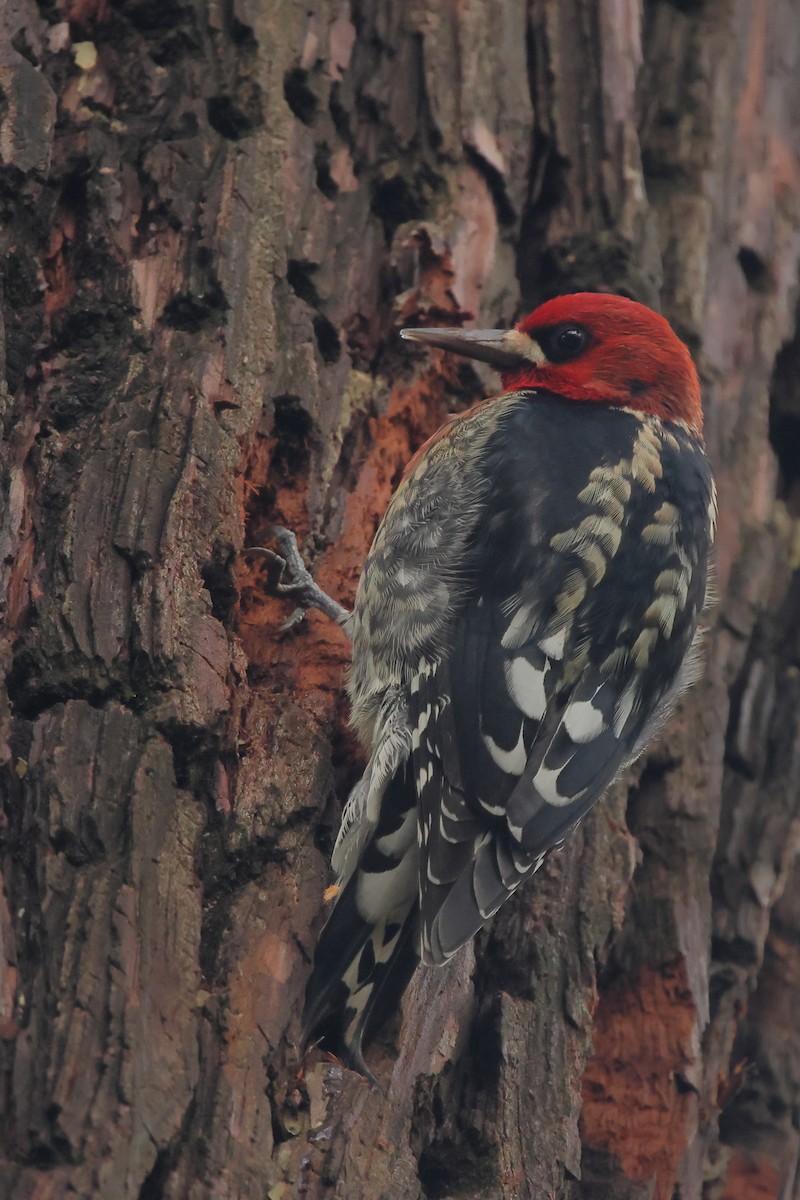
xmin=548 ymin=324 xmax=589 ymax=362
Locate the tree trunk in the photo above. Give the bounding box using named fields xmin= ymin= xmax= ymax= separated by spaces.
xmin=1 ymin=1 xmax=799 ymax=1198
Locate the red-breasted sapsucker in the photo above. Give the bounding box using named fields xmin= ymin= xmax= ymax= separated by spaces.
xmin=265 ymin=292 xmax=716 ymax=1075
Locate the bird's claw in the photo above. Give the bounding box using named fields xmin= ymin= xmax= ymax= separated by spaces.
xmin=245 ymin=546 xmax=291 ymax=595
xmin=247 ymin=528 xmax=317 ymax=600
xmin=279 ymin=605 xmax=311 ymax=633
xmin=244 ymin=527 xmax=351 ymax=630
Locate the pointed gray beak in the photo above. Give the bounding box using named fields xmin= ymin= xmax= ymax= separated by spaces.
xmin=400 ymin=326 xmax=534 ymax=372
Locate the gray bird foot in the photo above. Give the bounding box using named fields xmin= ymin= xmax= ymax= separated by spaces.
xmin=246 ymin=526 xmax=351 ymax=632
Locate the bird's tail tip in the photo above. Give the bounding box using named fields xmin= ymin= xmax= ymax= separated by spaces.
xmin=301 ymin=880 xmax=420 ymax=1080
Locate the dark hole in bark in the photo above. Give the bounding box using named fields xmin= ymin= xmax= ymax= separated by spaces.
xmin=655 ymin=0 xmax=707 ymax=12
xmin=137 ymin=1148 xmax=173 ymax=1200
xmin=314 ymin=142 xmax=338 ymax=198
xmin=329 ymin=83 xmax=352 ymax=143
xmin=416 ymin=1128 xmax=500 ymax=1199
xmin=528 ymin=234 xmax=642 ymax=308
xmin=313 ymin=313 xmax=341 ymax=363
xmin=769 ymin=414 xmax=800 ymax=501
xmin=273 ymin=393 xmax=313 ymax=439
xmin=201 ymin=547 xmax=238 ymax=624
xmin=270 ymin=394 xmax=314 ymax=478
xmin=737 ymin=246 xmax=770 ymax=292
xmin=284 ymin=67 xmax=318 ymax=124
xmin=371 ymin=175 xmax=424 ymax=238
xmin=767 ymin=301 xmax=800 ymax=508
xmin=6 ymin=647 xmax=122 ymax=719
xmin=229 ymin=16 xmax=257 ymax=47
xmin=162 ymin=278 xmax=228 ymax=331
xmin=287 ymin=259 xmax=321 ymax=307
xmin=207 ymin=93 xmax=264 ymax=140
xmin=711 ymin=933 xmax=759 ymax=969
xmin=11 ymin=26 xmax=39 ymax=65
xmin=50 ymin=820 xmax=105 ymax=868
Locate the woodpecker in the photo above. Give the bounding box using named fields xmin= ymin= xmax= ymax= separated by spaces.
xmin=264 ymin=292 xmax=716 ymax=1076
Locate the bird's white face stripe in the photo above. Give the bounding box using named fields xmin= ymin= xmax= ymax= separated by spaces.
xmin=505 ymin=655 xmax=547 ymax=719
xmin=504 ymin=328 xmax=547 ymax=365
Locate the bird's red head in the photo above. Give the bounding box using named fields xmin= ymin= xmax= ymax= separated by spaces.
xmin=401 ymin=292 xmax=703 ymax=435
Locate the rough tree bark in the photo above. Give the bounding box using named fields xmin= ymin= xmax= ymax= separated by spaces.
xmin=1 ymin=1 xmax=799 ymax=1198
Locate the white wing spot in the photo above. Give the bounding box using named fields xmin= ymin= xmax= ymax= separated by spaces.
xmin=614 ymin=681 xmax=639 ymax=734
xmin=507 ymin=817 xmax=525 ymax=840
xmin=411 ymin=704 xmax=433 ymax=750
xmin=708 ymin=481 xmax=718 ymax=542
xmin=482 ymin=723 xmax=527 ymax=775
xmin=476 ymin=795 xmax=506 ymax=817
xmin=534 ymin=763 xmax=574 ymax=807
xmin=643 ymin=595 xmax=678 ymax=638
xmin=511 ymin=844 xmax=532 ymax=872
xmin=410 ymin=657 xmax=435 ymax=694
xmin=375 ymin=806 xmax=417 ymax=857
xmin=440 ymin=795 xmax=462 ymax=822
xmin=355 ymin=850 xmax=418 ymax=922
xmin=417 ymin=700 xmax=434 ymax=729
xmin=416 ymin=762 xmax=433 ymax=792
xmin=538 ymin=628 xmax=566 ymax=660
xmin=505 ymin=656 xmax=547 ymax=719
xmin=501 ymin=602 xmax=537 ymax=649
xmin=426 ymin=858 xmax=449 ymax=885
xmin=579 ymin=514 xmax=623 ymax=557
xmin=632 ymin=627 xmax=659 ymax=667
xmin=563 ymin=698 xmax=606 ymax=743
xmin=642 ymin=522 xmax=674 ymax=546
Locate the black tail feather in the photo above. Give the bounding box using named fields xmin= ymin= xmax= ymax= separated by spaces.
xmin=302 ymin=766 xmax=420 ymax=1075
xmin=301 ymin=884 xmax=420 ymax=1076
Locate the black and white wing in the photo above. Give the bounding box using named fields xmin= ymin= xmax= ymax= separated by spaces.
xmin=410 ymin=403 xmax=715 ymax=965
